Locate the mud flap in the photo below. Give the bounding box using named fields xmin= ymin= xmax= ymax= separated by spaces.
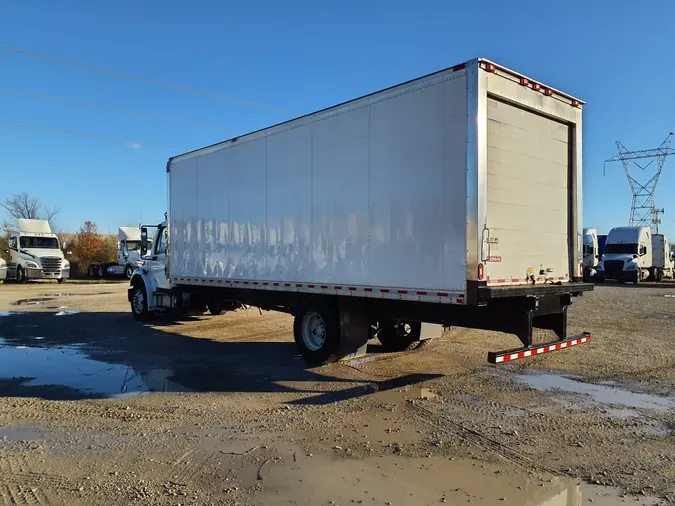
xmin=337 ymin=298 xmax=369 ymax=361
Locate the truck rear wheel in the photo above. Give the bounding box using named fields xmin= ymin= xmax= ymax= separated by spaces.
xmin=88 ymin=264 xmax=99 ymax=278
xmin=377 ymin=320 xmax=423 ymax=351
xmin=207 ymin=300 xmax=224 ymax=315
xmin=293 ymin=306 xmax=340 ymax=365
xmin=130 ymin=282 xmax=150 ymax=321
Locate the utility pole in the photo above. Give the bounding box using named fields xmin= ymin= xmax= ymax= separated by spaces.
xmin=604 ymin=133 xmax=674 ymax=233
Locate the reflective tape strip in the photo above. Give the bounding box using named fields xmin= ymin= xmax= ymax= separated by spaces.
xmin=489 ymin=334 xmax=591 ymax=364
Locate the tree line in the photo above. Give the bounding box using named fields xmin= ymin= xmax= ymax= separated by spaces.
xmin=1 ymin=192 xmax=117 ymax=277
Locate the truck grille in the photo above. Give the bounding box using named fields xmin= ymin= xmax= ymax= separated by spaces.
xmin=604 ymin=260 xmax=624 ymax=278
xmin=40 ymin=257 xmax=62 ymax=274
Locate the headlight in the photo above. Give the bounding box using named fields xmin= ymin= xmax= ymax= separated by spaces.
xmin=597 ymin=263 xmax=604 ymax=271
xmin=26 ymin=261 xmax=38 ymax=268
xmin=62 ymin=261 xmax=70 ymax=269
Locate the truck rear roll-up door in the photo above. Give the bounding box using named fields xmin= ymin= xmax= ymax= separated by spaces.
xmin=485 ymin=97 xmax=571 ymax=285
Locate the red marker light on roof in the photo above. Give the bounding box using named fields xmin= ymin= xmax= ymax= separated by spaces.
xmin=520 ymin=77 xmax=530 ymax=86
xmin=484 ymin=63 xmax=496 ymax=73
xmin=571 ymin=99 xmax=580 ymax=108
xmin=544 ymin=88 xmax=553 ymax=96
xmin=532 ymin=83 xmax=541 ymax=91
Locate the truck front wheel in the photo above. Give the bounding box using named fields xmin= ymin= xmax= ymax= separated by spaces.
xmin=88 ymin=264 xmax=99 ymax=278
xmin=16 ymin=266 xmax=26 ymax=284
xmin=125 ymin=264 xmax=135 ymax=279
xmin=293 ymin=306 xmax=340 ymax=365
xmin=130 ymin=282 xmax=150 ymax=321
xmin=377 ymin=320 xmax=422 ymax=351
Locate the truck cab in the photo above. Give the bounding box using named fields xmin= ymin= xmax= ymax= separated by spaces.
xmin=651 ymin=234 xmax=675 ymax=281
xmin=7 ymin=219 xmax=69 ymax=284
xmin=0 ymin=257 xmax=7 ymax=283
xmin=597 ymin=226 xmax=651 ymax=284
xmin=582 ymin=227 xmax=599 ymax=280
xmin=89 ymin=227 xmax=150 ymax=279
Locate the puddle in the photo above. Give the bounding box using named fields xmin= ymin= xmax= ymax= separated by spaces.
xmin=44 ymin=292 xmax=112 ymax=297
xmin=13 ymin=297 xmax=55 ymax=306
xmin=0 ymin=338 xmax=191 ymax=399
xmin=55 ymin=310 xmax=81 ymax=316
xmin=513 ymin=371 xmax=675 ymax=412
xmin=650 ymin=313 xmax=675 ymax=319
xmin=0 ymin=311 xmax=11 ymax=317
xmin=0 ymin=424 xmax=44 ymax=442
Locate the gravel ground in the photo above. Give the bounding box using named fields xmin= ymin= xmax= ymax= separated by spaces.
xmin=0 ymin=281 xmax=673 ymax=505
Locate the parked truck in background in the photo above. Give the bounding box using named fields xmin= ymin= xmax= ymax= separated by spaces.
xmin=5 ymin=219 xmax=69 ymax=283
xmin=598 ymin=234 xmax=607 ymax=259
xmin=583 ymin=227 xmax=599 ymax=280
xmin=88 ymin=227 xmax=149 ymax=279
xmin=0 ymin=257 xmax=6 ymax=283
xmin=651 ymin=234 xmax=674 ymax=281
xmin=129 ymin=58 xmax=593 ymax=365
xmin=597 ymin=226 xmax=652 ymax=284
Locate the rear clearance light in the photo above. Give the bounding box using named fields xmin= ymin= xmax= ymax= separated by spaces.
xmin=484 ymin=63 xmax=496 ymax=73
xmin=520 ymin=77 xmax=530 ymax=86
xmin=571 ymin=99 xmax=581 ymax=108
xmin=477 ymin=263 xmax=485 ymax=280
xmin=531 ymin=83 xmax=541 ymax=91
xmin=579 ymin=262 xmax=584 ymax=276
xmin=488 ymin=333 xmax=591 ymax=364
xmin=544 ymin=88 xmax=553 ymax=96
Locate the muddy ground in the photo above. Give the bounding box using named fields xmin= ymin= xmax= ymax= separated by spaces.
xmin=0 ymin=281 xmax=673 ymax=505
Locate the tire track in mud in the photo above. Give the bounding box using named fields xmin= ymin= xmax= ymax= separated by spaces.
xmin=0 ymin=483 xmax=48 ymax=505
xmin=408 ymin=402 xmax=557 ymax=474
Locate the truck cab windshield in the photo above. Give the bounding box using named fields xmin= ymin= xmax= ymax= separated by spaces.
xmin=126 ymin=240 xmax=141 ymax=251
xmin=20 ymin=236 xmax=59 ymax=249
xmin=604 ymin=243 xmax=638 ymax=255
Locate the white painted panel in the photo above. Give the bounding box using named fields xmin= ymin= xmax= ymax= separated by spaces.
xmin=312 ymin=106 xmax=370 ymax=284
xmin=197 ymin=148 xmax=230 ymax=278
xmin=169 ymin=157 xmax=198 ymax=278
xmin=485 ymin=97 xmax=570 ymax=283
xmin=369 ymin=81 xmax=465 ymax=290
xmin=227 ymin=139 xmax=267 ymax=280
xmin=266 ymin=127 xmax=312 ymax=282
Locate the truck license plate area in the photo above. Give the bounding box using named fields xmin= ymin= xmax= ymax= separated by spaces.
xmin=487 ymin=332 xmax=591 ymax=364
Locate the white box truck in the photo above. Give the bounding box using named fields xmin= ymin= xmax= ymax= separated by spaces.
xmin=129 ymin=58 xmax=593 ymax=364
xmin=88 ymin=227 xmax=149 ymax=279
xmin=5 ymin=219 xmax=69 ymax=283
xmin=651 ymin=234 xmax=674 ymax=281
xmin=597 ymin=226 xmax=652 ymax=284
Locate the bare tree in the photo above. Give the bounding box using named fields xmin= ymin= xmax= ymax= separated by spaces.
xmin=1 ymin=192 xmax=60 ymax=228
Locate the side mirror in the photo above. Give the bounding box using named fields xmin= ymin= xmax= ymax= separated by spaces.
xmin=62 ymin=241 xmax=67 ymax=250
xmin=123 ymin=250 xmax=129 ymax=259
xmin=140 ymin=227 xmax=148 ymax=257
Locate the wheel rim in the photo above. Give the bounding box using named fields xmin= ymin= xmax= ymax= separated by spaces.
xmin=132 ymin=288 xmax=145 ymax=314
xmin=301 ymin=311 xmax=326 ymax=351
xmin=126 ymin=266 xmax=133 ymax=279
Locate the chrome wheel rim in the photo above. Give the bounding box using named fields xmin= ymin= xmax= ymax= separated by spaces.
xmin=301 ymin=311 xmax=326 ymax=351
xmin=132 ymin=288 xmax=145 ymax=314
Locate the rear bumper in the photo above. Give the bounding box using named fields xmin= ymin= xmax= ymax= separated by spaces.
xmin=478 ymin=282 xmax=593 ymax=301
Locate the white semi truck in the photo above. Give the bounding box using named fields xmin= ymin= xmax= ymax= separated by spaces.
xmin=582 ymin=227 xmax=600 ymax=280
xmin=597 ymin=226 xmax=652 ymax=283
xmin=651 ymin=233 xmax=674 ymax=281
xmin=0 ymin=257 xmax=6 ymax=283
xmin=129 ymin=58 xmax=593 ymax=365
xmin=5 ymin=219 xmax=69 ymax=283
xmin=88 ymin=227 xmax=148 ymax=279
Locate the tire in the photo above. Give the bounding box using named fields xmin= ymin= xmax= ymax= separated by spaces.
xmin=98 ymin=264 xmax=107 ymax=278
xmin=377 ymin=320 xmax=422 ymax=352
xmin=657 ymin=269 xmax=664 ymax=282
xmin=57 ymin=278 xmax=66 ymax=284
xmin=130 ymin=281 xmax=151 ymax=321
xmin=207 ymin=300 xmax=224 ymax=316
xmin=293 ymin=306 xmax=340 ymax=365
xmin=125 ymin=264 xmax=135 ymax=280
xmin=88 ymin=264 xmax=99 ymax=278
xmin=16 ymin=266 xmax=26 ymax=284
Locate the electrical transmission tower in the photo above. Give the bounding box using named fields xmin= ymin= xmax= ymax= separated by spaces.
xmin=604 ymin=133 xmax=674 ymax=233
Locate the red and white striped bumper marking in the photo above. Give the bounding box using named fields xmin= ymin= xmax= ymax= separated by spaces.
xmin=488 ymin=333 xmax=591 ymax=364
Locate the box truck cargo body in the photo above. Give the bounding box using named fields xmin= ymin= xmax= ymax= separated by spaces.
xmin=130 ymin=58 xmax=592 ymax=364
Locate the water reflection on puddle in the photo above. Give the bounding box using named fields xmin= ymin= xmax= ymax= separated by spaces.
xmin=0 ymin=338 xmax=190 ymax=398
xmin=514 ymin=371 xmax=675 ymax=412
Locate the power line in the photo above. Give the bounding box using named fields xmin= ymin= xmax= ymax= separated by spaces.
xmin=0 ymin=121 xmax=188 ymax=150
xmin=0 ymin=87 xmax=240 ymax=132
xmin=0 ymin=44 xmax=295 ymax=114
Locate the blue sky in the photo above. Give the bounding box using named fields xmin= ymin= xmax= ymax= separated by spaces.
xmin=1 ymin=0 xmax=674 ymax=238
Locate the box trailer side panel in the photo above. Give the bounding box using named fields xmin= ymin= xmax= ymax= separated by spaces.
xmin=169 ymin=70 xmax=468 ymax=294
xmin=478 ymin=70 xmax=582 ymax=286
